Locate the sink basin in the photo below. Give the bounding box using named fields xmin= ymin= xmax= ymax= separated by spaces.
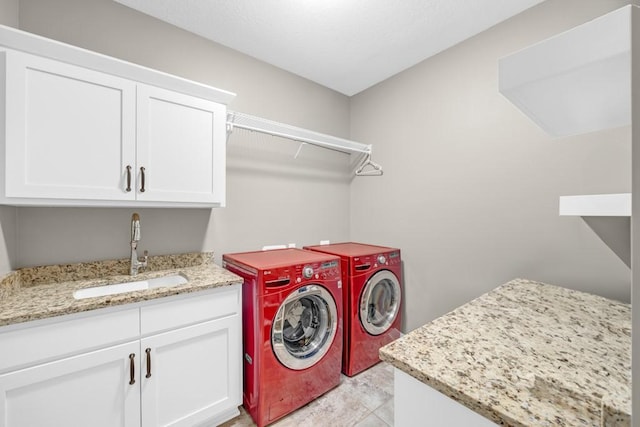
xmin=73 ymin=273 xmax=188 ymax=300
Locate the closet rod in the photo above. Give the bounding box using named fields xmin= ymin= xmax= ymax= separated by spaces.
xmin=226 ymin=111 xmax=372 ymax=155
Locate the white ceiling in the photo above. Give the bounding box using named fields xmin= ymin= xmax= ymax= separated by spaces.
xmin=114 ymin=0 xmax=546 ymax=96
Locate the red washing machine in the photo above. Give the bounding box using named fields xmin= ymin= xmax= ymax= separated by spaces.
xmin=304 ymin=242 xmax=402 ymax=377
xmin=222 ymin=248 xmax=343 ymax=427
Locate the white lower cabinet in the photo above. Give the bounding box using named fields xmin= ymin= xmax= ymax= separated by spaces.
xmin=141 ymin=316 xmax=240 ymax=427
xmin=0 ymin=341 xmax=141 ymax=427
xmin=0 ymin=286 xmax=242 ymax=427
xmin=394 ymin=368 xmax=495 ymax=427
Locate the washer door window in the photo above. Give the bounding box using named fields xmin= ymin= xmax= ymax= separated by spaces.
xmin=272 ymin=284 xmax=338 ymax=370
xmin=359 ymin=270 xmax=401 ymax=335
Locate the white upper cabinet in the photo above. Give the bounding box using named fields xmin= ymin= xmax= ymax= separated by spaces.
xmin=3 ymin=50 xmax=137 ymax=202
xmin=0 ymin=25 xmax=235 ymax=207
xmin=136 ymin=85 xmax=226 ymax=205
xmin=499 ymin=6 xmax=632 ymax=138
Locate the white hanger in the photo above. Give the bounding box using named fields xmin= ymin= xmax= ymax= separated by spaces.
xmin=355 ymin=153 xmax=383 ymax=176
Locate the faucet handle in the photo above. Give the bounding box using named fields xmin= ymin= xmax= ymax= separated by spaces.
xmin=140 ymin=250 xmax=149 ymax=266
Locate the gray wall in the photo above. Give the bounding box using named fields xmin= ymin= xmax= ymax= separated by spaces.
xmin=0 ymin=0 xmax=18 ymax=275
xmin=1 ymin=0 xmax=634 ymax=335
xmin=631 ymin=5 xmax=639 ymax=426
xmin=0 ymin=0 xmax=17 ymax=27
xmin=350 ymin=0 xmax=633 ymax=332
xmin=10 ymin=0 xmax=352 ymax=267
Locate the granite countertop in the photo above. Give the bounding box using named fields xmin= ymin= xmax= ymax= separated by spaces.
xmin=380 ymin=278 xmax=631 ymax=427
xmin=0 ymin=252 xmax=242 ymax=327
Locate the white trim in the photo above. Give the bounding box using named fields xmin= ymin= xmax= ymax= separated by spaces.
xmin=0 ymin=24 xmax=235 ymax=105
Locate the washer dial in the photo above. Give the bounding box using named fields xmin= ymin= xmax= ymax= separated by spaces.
xmin=302 ymin=265 xmax=314 ymax=279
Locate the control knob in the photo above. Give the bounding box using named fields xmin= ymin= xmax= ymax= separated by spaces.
xmin=377 ymin=255 xmax=387 ymax=265
xmin=302 ymin=265 xmax=314 ymax=279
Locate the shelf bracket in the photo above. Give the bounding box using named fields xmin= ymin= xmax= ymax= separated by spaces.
xmin=294 ymin=142 xmax=307 ymax=159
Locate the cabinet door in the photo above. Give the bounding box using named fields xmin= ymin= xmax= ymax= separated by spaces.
xmin=4 ymin=50 xmax=136 ymax=201
xmin=136 ymin=84 xmax=226 ymax=206
xmin=0 ymin=341 xmax=140 ymax=427
xmin=140 ymin=315 xmax=241 ymax=427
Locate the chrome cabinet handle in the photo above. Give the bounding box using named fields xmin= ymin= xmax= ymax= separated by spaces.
xmin=145 ymin=348 xmax=152 ymax=378
xmin=129 ymin=353 xmax=136 ymax=385
xmin=125 ymin=165 xmax=132 ymax=192
xmin=140 ymin=167 xmax=146 ymax=193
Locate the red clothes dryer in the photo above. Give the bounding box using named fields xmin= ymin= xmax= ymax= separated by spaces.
xmin=222 ymin=248 xmax=343 ymax=427
xmin=304 ymin=242 xmax=402 ymax=377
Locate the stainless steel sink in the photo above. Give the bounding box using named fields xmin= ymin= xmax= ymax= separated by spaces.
xmin=73 ymin=273 xmax=188 ymax=300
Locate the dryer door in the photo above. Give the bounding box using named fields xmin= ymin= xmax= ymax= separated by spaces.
xmin=359 ymin=270 xmax=401 ymax=335
xmin=271 ymin=284 xmax=338 ymax=370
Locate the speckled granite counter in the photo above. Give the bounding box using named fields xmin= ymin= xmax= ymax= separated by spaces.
xmin=0 ymin=252 xmax=242 ymax=327
xmin=379 ymin=278 xmax=631 ymax=427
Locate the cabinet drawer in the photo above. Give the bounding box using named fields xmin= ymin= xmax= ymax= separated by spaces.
xmin=0 ymin=308 xmax=139 ymax=373
xmin=140 ymin=285 xmax=240 ymax=336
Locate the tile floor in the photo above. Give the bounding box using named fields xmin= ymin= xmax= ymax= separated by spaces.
xmin=220 ymin=362 xmax=395 ymax=427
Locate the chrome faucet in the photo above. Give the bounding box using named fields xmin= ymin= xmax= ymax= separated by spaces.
xmin=130 ymin=213 xmax=148 ymax=276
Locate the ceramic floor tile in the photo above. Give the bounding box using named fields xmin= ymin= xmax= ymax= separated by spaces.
xmin=334 ymin=362 xmax=394 ymax=414
xmin=373 ymin=398 xmax=394 ymax=426
xmin=221 ymin=363 xmax=395 ymax=427
xmin=278 ymin=380 xmax=372 ymax=426
xmin=354 ymin=413 xmax=390 ymax=427
xmin=219 ymin=406 xmax=255 ymax=427
xmin=341 ymin=375 xmax=393 ymax=411
xmin=352 ymin=362 xmax=394 ymax=396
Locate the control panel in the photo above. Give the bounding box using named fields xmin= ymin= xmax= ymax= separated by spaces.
xmin=262 ymin=259 xmax=341 ymax=288
xmin=352 ymin=251 xmax=401 ymax=274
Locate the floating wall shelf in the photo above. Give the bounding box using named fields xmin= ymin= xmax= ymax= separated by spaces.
xmin=559 ymin=193 xmax=631 ymax=217
xmin=499 ymin=6 xmax=631 ymax=137
xmin=226 ymin=111 xmax=371 ymax=154
xmin=226 ymin=111 xmax=383 ymax=176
